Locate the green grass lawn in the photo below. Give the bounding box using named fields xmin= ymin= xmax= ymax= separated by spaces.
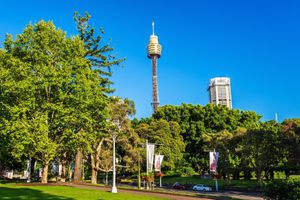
xmin=162 ymin=175 xmax=300 ymax=190
xmin=290 ymin=175 xmax=300 ymax=179
xmin=0 ymin=183 xmax=167 ymax=200
xmin=161 ymin=176 xmax=261 ymax=190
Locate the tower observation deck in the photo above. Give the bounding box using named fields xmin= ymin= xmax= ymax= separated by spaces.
xmin=147 ymin=22 xmax=162 ymax=112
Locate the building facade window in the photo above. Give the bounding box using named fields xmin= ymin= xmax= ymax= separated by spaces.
xmin=208 ymin=77 xmax=232 ymax=109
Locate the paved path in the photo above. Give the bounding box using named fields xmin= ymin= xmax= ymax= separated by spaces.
xmin=197 ymin=191 xmax=263 ymax=200
xmin=71 ymin=184 xmax=263 ymax=200
xmin=71 ymin=184 xmax=211 ymax=200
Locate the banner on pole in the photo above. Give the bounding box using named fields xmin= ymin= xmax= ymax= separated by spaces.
xmin=154 ymin=155 xmax=164 ymax=172
xmin=209 ymin=152 xmax=219 ymax=172
xmin=147 ymin=144 xmax=155 ymax=172
xmin=58 ymin=164 xmax=62 ymax=176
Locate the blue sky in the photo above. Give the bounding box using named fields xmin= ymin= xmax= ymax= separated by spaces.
xmin=0 ymin=0 xmax=299 ymax=121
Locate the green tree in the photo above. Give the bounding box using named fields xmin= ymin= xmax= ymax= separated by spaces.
xmin=0 ymin=16 xmax=123 ymax=184
xmin=282 ymin=119 xmax=300 ymax=176
xmin=218 ymin=127 xmax=246 ymax=181
xmin=152 ymin=104 xmax=261 ymax=173
xmin=89 ymin=97 xmax=136 ymax=184
xmin=240 ymin=121 xmax=286 ymax=182
xmin=0 ymin=21 xmax=92 ymax=183
xmin=264 ymin=179 xmax=300 ymax=200
xmin=72 ymin=12 xmax=124 ymax=183
xmin=134 ymin=119 xmax=185 ymax=171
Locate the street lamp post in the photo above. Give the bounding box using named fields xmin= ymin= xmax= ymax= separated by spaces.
xmin=111 ymin=120 xmax=120 ymax=194
xmin=137 ymin=142 xmax=145 ymax=189
xmin=111 ymin=132 xmax=117 ymax=193
xmin=27 ymin=159 xmax=31 ymax=183
xmin=138 ymin=151 xmax=141 ymax=189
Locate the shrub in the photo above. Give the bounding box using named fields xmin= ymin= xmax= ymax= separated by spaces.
xmin=263 ymin=179 xmax=300 ymax=200
xmin=164 ymin=171 xmax=181 ymax=177
xmin=176 ymin=166 xmax=198 ymax=177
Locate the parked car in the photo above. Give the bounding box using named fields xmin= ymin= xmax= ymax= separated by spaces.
xmin=183 ymin=183 xmax=193 ymax=190
xmin=173 ymin=182 xmax=187 ymax=190
xmin=192 ymin=184 xmax=212 ymax=191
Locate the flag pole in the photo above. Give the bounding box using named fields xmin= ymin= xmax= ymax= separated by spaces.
xmin=159 ymin=153 xmax=162 ymax=187
xmin=214 ymin=149 xmax=218 ymax=192
xmin=146 ymin=139 xmax=149 ymax=190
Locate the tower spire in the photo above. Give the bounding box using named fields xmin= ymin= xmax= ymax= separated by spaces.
xmin=147 ymin=21 xmax=162 ymax=112
xmin=152 ymin=21 xmax=155 ymax=36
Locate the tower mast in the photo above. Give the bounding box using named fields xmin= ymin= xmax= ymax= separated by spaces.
xmin=147 ymin=21 xmax=162 ymax=112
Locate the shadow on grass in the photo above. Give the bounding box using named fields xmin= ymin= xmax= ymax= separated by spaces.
xmin=0 ymin=179 xmax=27 ymax=184
xmin=0 ymin=186 xmax=75 ymax=200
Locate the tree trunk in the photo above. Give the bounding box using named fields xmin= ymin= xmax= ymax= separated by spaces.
xmin=106 ymin=172 xmax=108 ymax=185
xmin=270 ymin=170 xmax=274 ymax=180
xmin=74 ymin=150 xmax=83 ymax=183
xmin=233 ymin=170 xmax=239 ymax=180
xmin=30 ymin=158 xmax=36 ymax=180
xmin=91 ymin=168 xmax=97 ymax=184
xmin=41 ymin=164 xmax=48 ymax=184
xmin=285 ymin=169 xmax=290 ymax=179
xmin=68 ymin=165 xmax=72 ymax=181
xmin=265 ymin=170 xmax=270 ymax=180
xmin=222 ymin=171 xmax=226 ymax=180
xmin=244 ymin=170 xmax=251 ymax=180
xmin=256 ymin=169 xmax=262 ymax=182
xmin=90 ymin=154 xmax=97 ymax=184
xmin=236 ymin=171 xmax=240 ymax=180
xmin=226 ymin=172 xmax=231 ymax=186
xmin=60 ymin=158 xmax=67 ymax=182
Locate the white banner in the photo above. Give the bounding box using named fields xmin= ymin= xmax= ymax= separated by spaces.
xmin=154 ymin=155 xmax=164 ymax=172
xmin=147 ymin=143 xmax=155 ymax=172
xmin=58 ymin=164 xmax=62 ymax=176
xmin=209 ymin=152 xmax=219 ymax=172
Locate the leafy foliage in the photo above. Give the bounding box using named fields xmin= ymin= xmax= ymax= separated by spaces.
xmin=0 ymin=21 xmax=89 ymax=169
xmin=152 ymin=104 xmax=261 ymax=173
xmin=0 ymin=13 xmax=124 ymax=183
xmin=134 ymin=119 xmax=185 ymax=171
xmin=264 ymin=179 xmax=300 ymax=200
xmin=282 ymin=119 xmax=300 ymax=170
xmin=238 ymin=122 xmax=287 ymax=181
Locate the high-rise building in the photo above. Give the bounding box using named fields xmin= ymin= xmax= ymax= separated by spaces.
xmin=208 ymin=77 xmax=232 ymax=109
xmin=147 ymin=22 xmax=162 ymax=112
